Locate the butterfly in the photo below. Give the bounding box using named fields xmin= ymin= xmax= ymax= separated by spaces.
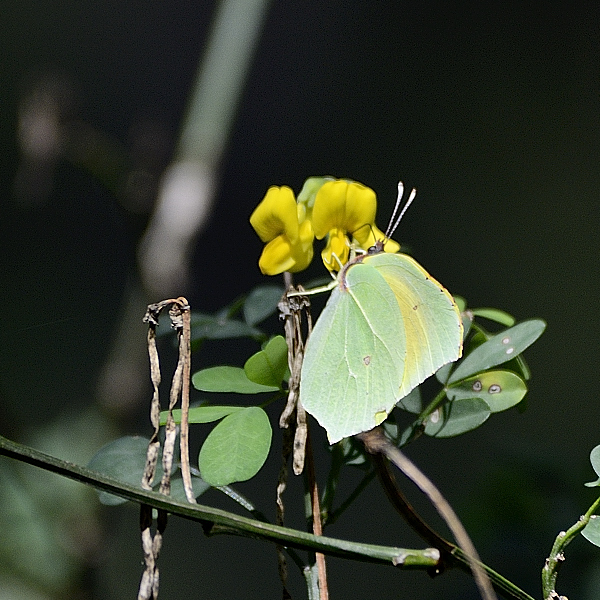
xmin=299 ymin=183 xmax=463 ymax=443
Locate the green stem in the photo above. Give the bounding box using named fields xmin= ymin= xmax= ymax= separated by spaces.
xmin=0 ymin=434 xmax=438 ymax=569
xmin=541 ymin=495 xmax=600 ymax=599
xmin=399 ymin=388 xmax=448 ymax=447
xmin=417 ymin=387 xmax=448 ymax=423
xmin=361 ymin=430 xmax=536 ymax=600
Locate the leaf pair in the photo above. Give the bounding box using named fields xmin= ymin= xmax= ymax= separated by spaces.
xmin=424 ymin=318 xmax=546 ymax=438
xmin=182 ymin=336 xmax=288 ymax=486
xmin=193 ymin=335 xmax=287 ymax=394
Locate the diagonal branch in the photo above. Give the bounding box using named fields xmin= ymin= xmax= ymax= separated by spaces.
xmin=358 ymin=428 xmax=535 ymax=600
xmin=0 ymin=434 xmax=439 ymax=569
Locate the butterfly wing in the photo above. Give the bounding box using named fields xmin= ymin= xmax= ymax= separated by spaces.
xmin=366 ymin=252 xmax=463 ymax=399
xmin=299 ymin=262 xmax=406 ymax=444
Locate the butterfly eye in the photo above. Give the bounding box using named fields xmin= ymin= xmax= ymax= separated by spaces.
xmin=367 ymin=240 xmax=385 ymax=255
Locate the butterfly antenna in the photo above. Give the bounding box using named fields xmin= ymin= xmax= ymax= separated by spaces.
xmin=384 ymin=182 xmax=417 ymax=241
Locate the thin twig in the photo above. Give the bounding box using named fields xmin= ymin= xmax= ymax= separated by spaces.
xmin=358 ymin=427 xmax=498 ymax=600
xmin=278 ymin=286 xmax=311 ymax=475
xmin=139 ymin=297 xmax=194 ymax=600
xmin=277 ymin=284 xmax=313 ymax=597
xmin=276 ymin=423 xmax=294 ymax=598
xmin=177 ymin=299 xmax=195 ymax=503
xmin=280 ymin=285 xmax=328 ymax=598
xmin=304 ymin=430 xmax=329 ymax=600
xmin=542 ymin=495 xmax=600 ymax=599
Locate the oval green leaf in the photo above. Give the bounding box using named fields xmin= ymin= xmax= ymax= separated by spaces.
xmin=87 ymin=436 xmax=163 ymax=505
xmin=198 ymin=407 xmax=272 ymax=486
xmin=448 ymin=319 xmax=546 ymax=384
xmin=584 ymin=445 xmax=600 ymax=487
xmin=424 ymin=397 xmax=491 ymax=438
xmin=244 ymin=335 xmax=288 ymax=387
xmin=582 ymin=515 xmax=600 ymax=547
xmin=396 ymin=386 xmax=422 ymax=414
xmin=471 ymin=307 xmax=516 ymax=327
xmin=192 ymin=366 xmax=279 ymax=393
xmin=160 ymin=405 xmax=244 ymax=425
xmin=447 ymin=370 xmax=527 ymax=413
xmin=243 ymin=285 xmax=284 ymax=325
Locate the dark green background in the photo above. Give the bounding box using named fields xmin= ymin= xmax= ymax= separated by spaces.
xmin=1 ymin=2 xmax=599 ymax=599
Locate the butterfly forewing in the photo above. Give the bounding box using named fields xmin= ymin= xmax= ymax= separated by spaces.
xmin=366 ymin=252 xmax=463 ymax=398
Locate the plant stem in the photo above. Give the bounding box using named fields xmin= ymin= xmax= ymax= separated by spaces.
xmin=417 ymin=387 xmax=448 ymax=424
xmin=541 ymin=495 xmax=600 ymax=599
xmin=358 ymin=428 xmax=536 ymax=600
xmin=0 ymin=434 xmax=439 ymax=569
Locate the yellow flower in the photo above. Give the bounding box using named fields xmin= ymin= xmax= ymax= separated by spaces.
xmin=250 ymin=178 xmax=401 ymax=276
xmin=312 ymin=180 xmax=400 ymax=270
xmin=321 ymin=227 xmax=350 ymax=271
xmin=250 ymin=186 xmax=314 ymax=275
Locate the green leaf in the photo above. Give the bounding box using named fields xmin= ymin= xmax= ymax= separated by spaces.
xmin=192 ymin=366 xmax=279 ymax=394
xmin=190 ymin=312 xmax=262 ymax=341
xmin=198 ymin=407 xmax=272 ymax=486
xmin=471 ymin=307 xmax=516 ymax=327
xmin=87 ymin=436 xmax=164 ymax=505
xmin=582 ymin=515 xmax=600 ymax=547
xmin=448 ymin=319 xmax=546 ymax=384
xmin=396 ymin=387 xmax=422 ymax=414
xmin=244 ymin=336 xmax=288 ymax=387
xmin=447 ymin=370 xmax=528 ymax=413
xmin=160 ymin=405 xmax=244 ymax=425
xmin=585 ymin=445 xmax=600 ymax=487
xmin=336 ymin=436 xmax=369 ymax=467
xmin=453 ymin=295 xmax=467 ymax=312
xmin=244 ymin=285 xmax=284 ymax=325
xmin=424 ymin=398 xmax=491 ymax=438
xmin=169 ymin=474 xmax=211 ymax=501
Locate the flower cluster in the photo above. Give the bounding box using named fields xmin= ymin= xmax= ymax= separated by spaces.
xmin=250 ymin=177 xmax=399 ymax=276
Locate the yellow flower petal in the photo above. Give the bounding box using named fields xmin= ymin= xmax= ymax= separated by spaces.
xmin=354 ymin=225 xmax=401 ymax=254
xmin=312 ymin=180 xmax=377 ymax=240
xmin=291 ymin=220 xmax=315 ymax=272
xmin=250 ymin=186 xmax=299 ymax=244
xmin=321 ymin=228 xmax=350 ymax=271
xmin=257 ymin=219 xmax=315 ymax=276
xmin=258 ymin=235 xmax=297 ymax=275
xmin=297 ymin=218 xmax=315 ymax=252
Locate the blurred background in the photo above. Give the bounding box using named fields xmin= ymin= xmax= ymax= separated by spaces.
xmin=1 ymin=2 xmax=599 ymax=599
